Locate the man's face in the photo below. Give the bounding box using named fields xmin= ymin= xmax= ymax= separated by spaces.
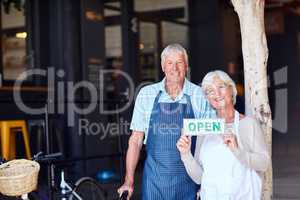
xmin=162 ymin=52 xmax=187 ymax=83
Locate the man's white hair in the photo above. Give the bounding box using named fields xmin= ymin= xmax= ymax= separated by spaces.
xmin=161 ymin=43 xmax=188 ymax=67
xmin=201 ymin=70 xmax=238 ymax=105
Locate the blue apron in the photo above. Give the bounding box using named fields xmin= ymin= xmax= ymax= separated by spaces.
xmin=142 ymin=91 xmax=197 ymax=200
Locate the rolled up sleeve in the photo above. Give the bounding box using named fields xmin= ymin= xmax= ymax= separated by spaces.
xmin=130 ymin=89 xmax=147 ymax=133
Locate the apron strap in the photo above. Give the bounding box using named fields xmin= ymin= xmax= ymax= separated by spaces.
xmin=185 ymin=94 xmax=194 ymax=115
xmin=154 ymin=91 xmax=162 ymax=105
xmin=185 ymin=94 xmax=196 ymax=156
xmin=234 ymin=110 xmax=240 ymax=136
xmin=151 ymin=91 xmax=162 ymax=114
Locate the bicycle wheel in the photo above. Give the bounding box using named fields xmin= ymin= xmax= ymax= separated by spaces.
xmin=69 ymin=177 xmax=106 ymax=200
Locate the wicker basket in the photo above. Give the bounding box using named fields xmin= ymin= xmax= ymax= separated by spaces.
xmin=0 ymin=159 xmax=40 ymax=196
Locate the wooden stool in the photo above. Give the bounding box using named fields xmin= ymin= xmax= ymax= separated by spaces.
xmin=0 ymin=120 xmax=32 ymax=160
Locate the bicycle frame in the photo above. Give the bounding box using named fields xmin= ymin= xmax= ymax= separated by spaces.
xmin=60 ymin=170 xmax=82 ymax=200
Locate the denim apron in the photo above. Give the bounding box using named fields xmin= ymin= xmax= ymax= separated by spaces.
xmin=142 ymin=91 xmax=197 ymax=200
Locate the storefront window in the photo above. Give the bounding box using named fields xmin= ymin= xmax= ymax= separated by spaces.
xmin=1 ymin=0 xmax=32 ymax=81
xmin=298 ymin=32 xmax=300 ymax=64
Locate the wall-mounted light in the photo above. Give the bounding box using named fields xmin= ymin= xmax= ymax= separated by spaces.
xmin=139 ymin=43 xmax=145 ymax=50
xmin=16 ymin=32 xmax=27 ymax=39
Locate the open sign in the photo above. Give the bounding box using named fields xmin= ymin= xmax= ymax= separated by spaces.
xmin=183 ymin=118 xmax=225 ymax=135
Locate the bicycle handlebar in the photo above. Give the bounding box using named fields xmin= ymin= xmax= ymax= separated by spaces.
xmin=0 ymin=157 xmax=5 ymax=165
xmin=0 ymin=152 xmax=62 ymax=165
xmin=119 ymin=191 xmax=128 ymax=200
xmin=33 ymin=151 xmax=63 ymax=162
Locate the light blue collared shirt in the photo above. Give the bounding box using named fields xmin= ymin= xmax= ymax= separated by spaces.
xmin=130 ymin=78 xmax=215 ymax=144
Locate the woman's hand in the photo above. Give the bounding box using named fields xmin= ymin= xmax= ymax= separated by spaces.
xmin=176 ymin=134 xmax=192 ymax=155
xmin=223 ymin=134 xmax=238 ymax=151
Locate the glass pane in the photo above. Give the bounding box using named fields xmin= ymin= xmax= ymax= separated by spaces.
xmin=139 ymin=22 xmax=158 ymax=82
xmin=105 ymin=25 xmax=122 ymax=97
xmin=135 ymin=0 xmax=188 ymax=80
xmin=298 ymin=32 xmax=300 ymax=64
xmin=1 ymin=1 xmax=29 ymax=81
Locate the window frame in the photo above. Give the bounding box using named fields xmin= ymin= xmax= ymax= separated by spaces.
xmin=0 ymin=0 xmax=45 ymax=87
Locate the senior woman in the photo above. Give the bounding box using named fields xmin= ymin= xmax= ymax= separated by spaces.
xmin=177 ymin=70 xmax=270 ymax=200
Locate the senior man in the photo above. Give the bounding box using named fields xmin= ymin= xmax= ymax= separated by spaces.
xmin=118 ymin=43 xmax=213 ymax=200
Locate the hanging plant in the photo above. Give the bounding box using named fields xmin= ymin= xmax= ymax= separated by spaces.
xmin=1 ymin=0 xmax=25 ymax=14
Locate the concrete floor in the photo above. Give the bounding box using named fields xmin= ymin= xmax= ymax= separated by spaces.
xmin=273 ymin=135 xmax=300 ymax=200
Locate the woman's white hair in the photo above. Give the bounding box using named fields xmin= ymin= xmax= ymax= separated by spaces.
xmin=161 ymin=43 xmax=188 ymax=67
xmin=201 ymin=70 xmax=238 ymax=105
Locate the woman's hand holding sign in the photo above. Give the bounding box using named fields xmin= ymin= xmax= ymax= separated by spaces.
xmin=176 ymin=132 xmax=191 ymax=155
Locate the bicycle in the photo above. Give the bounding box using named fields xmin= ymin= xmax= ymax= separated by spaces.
xmin=69 ymin=179 xmax=128 ymax=200
xmin=0 ymin=152 xmax=128 ymax=200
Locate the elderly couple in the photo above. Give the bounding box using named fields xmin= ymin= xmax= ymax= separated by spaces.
xmin=118 ymin=44 xmax=270 ymax=200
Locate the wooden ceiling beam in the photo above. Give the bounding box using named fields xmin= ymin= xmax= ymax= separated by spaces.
xmin=104 ymin=7 xmax=185 ymax=26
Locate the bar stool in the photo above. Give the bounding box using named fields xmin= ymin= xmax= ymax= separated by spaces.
xmin=0 ymin=120 xmax=32 ymax=160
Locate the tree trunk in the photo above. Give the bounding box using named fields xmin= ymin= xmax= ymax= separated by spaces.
xmin=230 ymin=0 xmax=273 ymax=199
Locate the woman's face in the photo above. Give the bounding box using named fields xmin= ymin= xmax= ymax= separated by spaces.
xmin=205 ymin=77 xmax=233 ymax=110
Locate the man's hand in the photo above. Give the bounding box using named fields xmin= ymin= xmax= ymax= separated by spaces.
xmin=117 ymin=131 xmax=144 ymax=200
xmin=117 ymin=180 xmax=133 ymax=200
xmin=176 ymin=134 xmax=191 ymax=155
